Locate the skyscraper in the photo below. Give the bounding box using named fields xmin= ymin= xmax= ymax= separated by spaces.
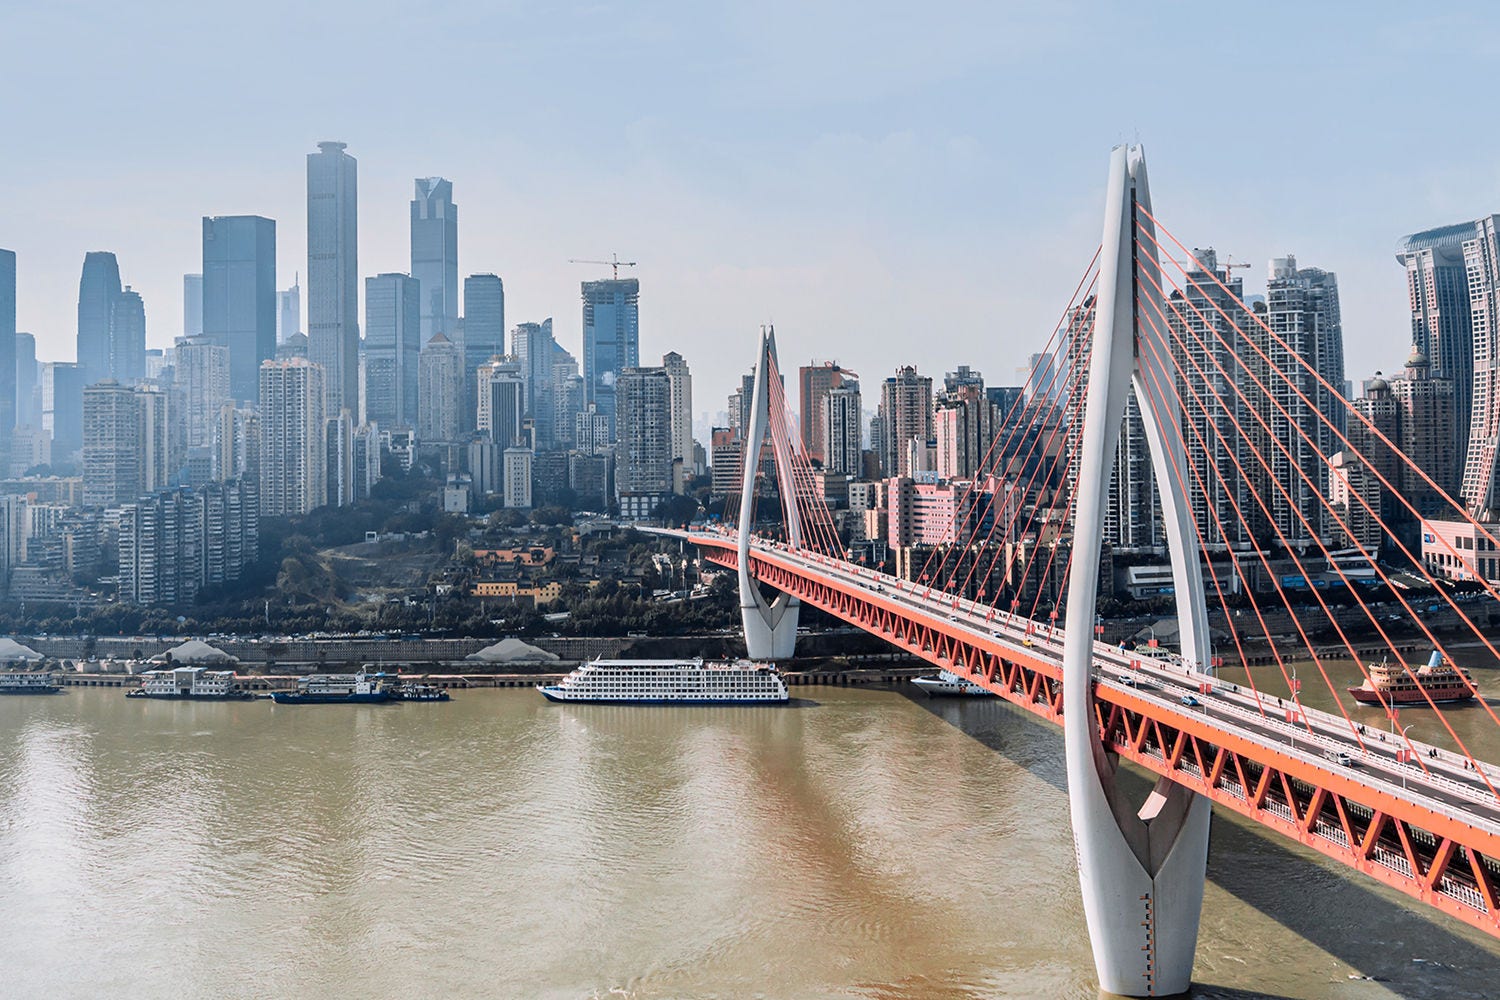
xmin=581 ymin=278 xmax=639 ymax=433
xmin=411 ymin=178 xmax=458 ymax=343
xmin=258 ymin=358 xmax=327 ymax=516
xmin=417 ymin=332 xmax=463 ymax=444
xmin=878 ymin=366 xmax=933 ymax=479
xmin=513 ymin=319 xmax=556 ymax=449
xmin=462 ymin=273 xmax=505 ymax=433
xmin=1459 ymin=216 xmax=1500 ymax=518
xmin=15 ymin=331 xmax=38 ymax=429
xmin=202 ymin=215 xmax=277 ymax=403
xmin=1398 ymin=223 xmax=1475 ymax=459
xmin=487 ymin=367 xmax=525 ymax=449
xmin=307 ymin=141 xmax=359 ymax=416
xmin=0 ymin=250 xmax=15 ymax=461
xmin=183 ymin=274 xmax=204 ymax=338
xmin=662 ymin=351 xmax=693 ymax=485
xmin=43 ymin=362 xmax=85 ymax=460
xmin=110 ymin=286 xmax=147 ymax=385
xmin=77 ymin=252 xmax=122 ymax=386
xmin=279 ymin=278 xmax=300 ymax=343
xmin=1261 ymin=255 xmax=1345 ymax=543
xmin=364 ymin=273 xmax=421 ymax=429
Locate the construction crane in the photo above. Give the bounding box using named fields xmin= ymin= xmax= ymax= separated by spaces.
xmin=568 ymin=253 xmax=637 ymax=280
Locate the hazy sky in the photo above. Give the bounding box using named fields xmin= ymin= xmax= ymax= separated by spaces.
xmin=5 ymin=2 xmax=1500 ymax=417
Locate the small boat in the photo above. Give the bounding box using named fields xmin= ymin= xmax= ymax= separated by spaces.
xmin=1347 ymin=651 xmax=1477 ymax=706
xmin=0 ymin=672 xmax=63 ymax=695
xmin=271 ymin=672 xmax=391 ymax=705
xmin=911 ymin=670 xmax=996 ymax=698
xmin=539 ymin=658 xmax=789 ymax=704
xmin=126 ymin=666 xmax=254 ymax=700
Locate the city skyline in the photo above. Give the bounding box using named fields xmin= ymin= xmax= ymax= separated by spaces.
xmin=7 ymin=5 xmax=1500 ymax=404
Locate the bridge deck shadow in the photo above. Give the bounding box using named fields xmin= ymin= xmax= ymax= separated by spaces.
xmin=901 ymin=688 xmax=1500 ymax=999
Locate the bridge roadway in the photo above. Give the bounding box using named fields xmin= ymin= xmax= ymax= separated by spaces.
xmin=660 ymin=526 xmax=1500 ymax=933
xmin=733 ymin=534 xmax=1500 ymax=829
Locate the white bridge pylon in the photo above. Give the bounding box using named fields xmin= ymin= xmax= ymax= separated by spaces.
xmin=1062 ymin=145 xmax=1214 ymax=997
xmin=737 ymin=324 xmax=801 ymax=660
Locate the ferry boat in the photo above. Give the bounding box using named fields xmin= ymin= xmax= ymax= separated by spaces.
xmin=1347 ymin=651 xmax=1477 ymax=706
xmin=0 ymin=672 xmax=62 ymax=695
xmin=538 ymin=658 xmax=789 ymax=704
xmin=271 ymin=672 xmax=391 ymax=705
xmin=127 ymin=667 xmax=253 ymax=700
xmin=911 ymin=669 xmax=996 ymax=698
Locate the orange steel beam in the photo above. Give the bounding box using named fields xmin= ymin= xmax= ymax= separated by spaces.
xmin=691 ymin=535 xmax=1500 ymax=939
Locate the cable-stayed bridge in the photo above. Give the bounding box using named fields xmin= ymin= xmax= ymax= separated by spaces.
xmin=655 ymin=146 xmax=1500 ymax=996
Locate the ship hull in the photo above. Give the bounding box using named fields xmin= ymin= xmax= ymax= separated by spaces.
xmin=911 ymin=675 xmax=996 ymax=698
xmin=1347 ymin=686 xmax=1475 ymax=706
xmin=537 ymin=685 xmax=786 ymax=705
xmin=126 ymin=691 xmax=255 ymax=701
xmin=271 ymin=692 xmax=391 ymax=704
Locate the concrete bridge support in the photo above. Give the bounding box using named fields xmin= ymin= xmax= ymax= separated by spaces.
xmin=737 ymin=325 xmax=800 ymax=660
xmin=1061 ymin=145 xmax=1213 ymax=997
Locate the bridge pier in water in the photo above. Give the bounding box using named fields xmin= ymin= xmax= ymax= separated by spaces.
xmin=1063 ymin=144 xmax=1212 ymax=997
xmin=737 ymin=324 xmax=800 ymax=660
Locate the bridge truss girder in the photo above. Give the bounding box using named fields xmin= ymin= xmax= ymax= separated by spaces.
xmin=695 ymin=541 xmax=1500 ymax=946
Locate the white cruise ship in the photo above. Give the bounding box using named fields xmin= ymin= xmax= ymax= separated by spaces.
xmin=538 ymin=658 xmax=789 ymax=705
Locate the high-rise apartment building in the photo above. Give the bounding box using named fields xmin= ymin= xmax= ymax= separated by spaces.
xmin=1166 ymin=250 xmax=1259 ymax=551
xmin=110 ymin=286 xmax=147 ymax=385
xmin=582 ymin=278 xmax=639 ymax=433
xmin=417 ymin=332 xmax=463 ymax=444
xmin=217 ymin=405 xmax=260 ymax=484
xmin=615 ymin=365 xmax=673 ymax=520
xmin=799 ymin=361 xmax=854 ymax=464
xmin=411 ymin=178 xmax=458 ymax=343
xmin=364 ymin=273 xmax=421 ymax=429
xmin=934 ymin=366 xmax=993 ymax=481
xmin=82 ymin=381 xmax=142 ymax=506
xmin=183 ymin=274 xmax=203 ymax=338
xmin=258 ymin=358 xmax=327 ymax=516
xmin=202 ymin=215 xmax=277 ymax=402
xmin=325 ymin=409 xmax=356 ymax=508
xmin=575 ymin=403 xmax=611 ymax=456
xmin=78 ymin=251 xmax=122 ymax=387
xmin=278 ymin=278 xmax=300 ymax=343
xmin=1261 ymin=255 xmax=1345 ymax=544
xmin=175 ymin=337 xmax=230 ymax=451
xmin=822 ymin=381 xmax=863 ymax=478
xmin=462 ymin=273 xmax=505 ymax=432
xmin=486 ymin=366 xmax=525 ymax=449
xmin=878 ymin=366 xmax=933 ymax=479
xmin=662 ymin=351 xmax=693 ymax=484
xmin=118 ymin=479 xmax=258 ymax=606
xmin=307 ymin=141 xmax=359 ymax=417
xmin=503 ymin=447 xmax=533 ymax=509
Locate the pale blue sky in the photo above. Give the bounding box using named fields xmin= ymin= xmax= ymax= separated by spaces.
xmin=5 ymin=1 xmax=1500 ymax=414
